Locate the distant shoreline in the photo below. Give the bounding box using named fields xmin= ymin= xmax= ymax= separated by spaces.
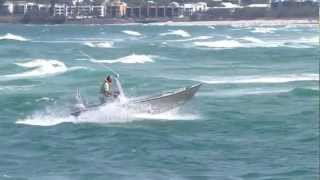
xmin=142 ymin=19 xmax=318 ymax=27
xmin=0 ymin=17 xmax=317 ymax=27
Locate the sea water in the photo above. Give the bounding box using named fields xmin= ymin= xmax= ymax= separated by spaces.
xmin=0 ymin=23 xmax=319 ymax=179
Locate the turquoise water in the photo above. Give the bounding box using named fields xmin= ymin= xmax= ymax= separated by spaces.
xmin=0 ymin=23 xmax=319 ymax=179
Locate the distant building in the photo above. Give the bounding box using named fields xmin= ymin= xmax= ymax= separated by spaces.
xmin=183 ymin=2 xmax=207 ymax=16
xmin=108 ymin=0 xmax=127 ymax=17
xmin=54 ymin=4 xmax=67 ymax=16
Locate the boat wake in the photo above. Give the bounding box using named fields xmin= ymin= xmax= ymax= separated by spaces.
xmin=16 ymin=101 xmax=199 ymax=127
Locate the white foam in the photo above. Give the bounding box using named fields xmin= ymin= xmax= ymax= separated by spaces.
xmin=90 ymin=54 xmax=154 ymax=64
xmin=16 ymin=114 xmax=75 ymax=126
xmin=84 ymin=41 xmax=113 ymax=48
xmin=160 ymin=30 xmax=191 ymax=38
xmin=195 ymin=74 xmax=319 ymax=84
xmin=251 ymin=27 xmax=276 ymax=33
xmin=296 ymin=36 xmax=318 ymax=45
xmin=239 ymin=36 xmax=265 ymax=44
xmin=122 ymin=30 xmax=142 ymax=36
xmin=0 ymin=33 xmax=29 ymax=41
xmin=193 ymin=36 xmax=316 ymax=49
xmin=198 ymin=88 xmax=293 ymax=97
xmin=1 ymin=59 xmax=87 ymax=80
xmin=16 ymin=102 xmax=199 ymax=126
xmin=35 ymin=97 xmax=55 ymax=102
xmin=134 ymin=109 xmax=199 ymax=121
xmin=169 ymin=36 xmax=212 ymax=42
xmin=0 ymin=85 xmax=36 ymax=92
xmin=193 ymin=40 xmax=242 ymax=48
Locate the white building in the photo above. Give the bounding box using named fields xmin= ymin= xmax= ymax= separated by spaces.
xmin=183 ymin=2 xmax=208 ymax=16
xmin=92 ymin=5 xmax=105 ymax=17
xmin=54 ymin=4 xmax=67 ymax=16
xmin=2 ymin=1 xmax=14 ymax=14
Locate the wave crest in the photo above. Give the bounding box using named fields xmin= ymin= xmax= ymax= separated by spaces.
xmin=90 ymin=54 xmax=155 ymax=64
xmin=1 ymin=59 xmax=87 ymax=80
xmin=122 ymin=30 xmax=142 ymax=36
xmin=84 ymin=41 xmax=113 ymax=48
xmin=193 ymin=40 xmax=242 ymax=48
xmin=160 ymin=30 xmax=191 ymax=37
xmin=0 ymin=33 xmax=29 ymax=41
xmin=195 ymin=74 xmax=319 ymax=84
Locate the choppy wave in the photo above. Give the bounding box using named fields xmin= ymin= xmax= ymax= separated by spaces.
xmin=193 ymin=40 xmax=242 ymax=48
xmin=198 ymin=88 xmax=292 ymax=97
xmin=16 ymin=102 xmax=198 ymax=126
xmin=239 ymin=36 xmax=265 ymax=44
xmin=193 ymin=36 xmax=318 ymax=49
xmin=169 ymin=36 xmax=212 ymax=42
xmin=1 ymin=59 xmax=87 ymax=80
xmin=194 ymin=74 xmax=319 ymax=84
xmin=90 ymin=54 xmax=155 ymax=64
xmin=122 ymin=30 xmax=142 ymax=36
xmin=251 ymin=27 xmax=276 ymax=33
xmin=160 ymin=30 xmax=191 ymax=37
xmin=0 ymin=33 xmax=29 ymax=41
xmin=0 ymin=85 xmax=37 ymax=92
xmin=83 ymin=41 xmax=113 ymax=48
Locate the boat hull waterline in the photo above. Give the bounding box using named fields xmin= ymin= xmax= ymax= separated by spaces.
xmin=71 ymin=83 xmax=201 ymax=117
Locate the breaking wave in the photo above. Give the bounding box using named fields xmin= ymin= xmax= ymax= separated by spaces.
xmin=122 ymin=30 xmax=142 ymax=36
xmin=90 ymin=54 xmax=155 ymax=64
xmin=16 ymin=102 xmax=199 ymax=126
xmin=193 ymin=40 xmax=242 ymax=48
xmin=1 ymin=59 xmax=87 ymax=80
xmin=194 ymin=74 xmax=319 ymax=84
xmin=83 ymin=41 xmax=113 ymax=48
xmin=160 ymin=30 xmax=191 ymax=38
xmin=0 ymin=33 xmax=29 ymax=41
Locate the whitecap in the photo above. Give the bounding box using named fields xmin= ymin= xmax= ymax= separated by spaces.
xmin=1 ymin=59 xmax=88 ymax=80
xmin=193 ymin=40 xmax=242 ymax=48
xmin=160 ymin=30 xmax=191 ymax=38
xmin=84 ymin=41 xmax=113 ymax=48
xmin=195 ymin=73 xmax=319 ymax=84
xmin=251 ymin=27 xmax=276 ymax=33
xmin=122 ymin=30 xmax=142 ymax=36
xmin=90 ymin=54 xmax=154 ymax=64
xmin=239 ymin=36 xmax=265 ymax=44
xmin=198 ymin=88 xmax=293 ymax=97
xmin=169 ymin=36 xmax=212 ymax=42
xmin=0 ymin=33 xmax=29 ymax=41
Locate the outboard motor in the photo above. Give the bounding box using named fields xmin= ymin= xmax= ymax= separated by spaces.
xmin=72 ymin=88 xmax=86 ymax=112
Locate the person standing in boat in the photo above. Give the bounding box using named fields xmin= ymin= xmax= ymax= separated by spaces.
xmin=100 ymin=75 xmax=112 ymax=103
